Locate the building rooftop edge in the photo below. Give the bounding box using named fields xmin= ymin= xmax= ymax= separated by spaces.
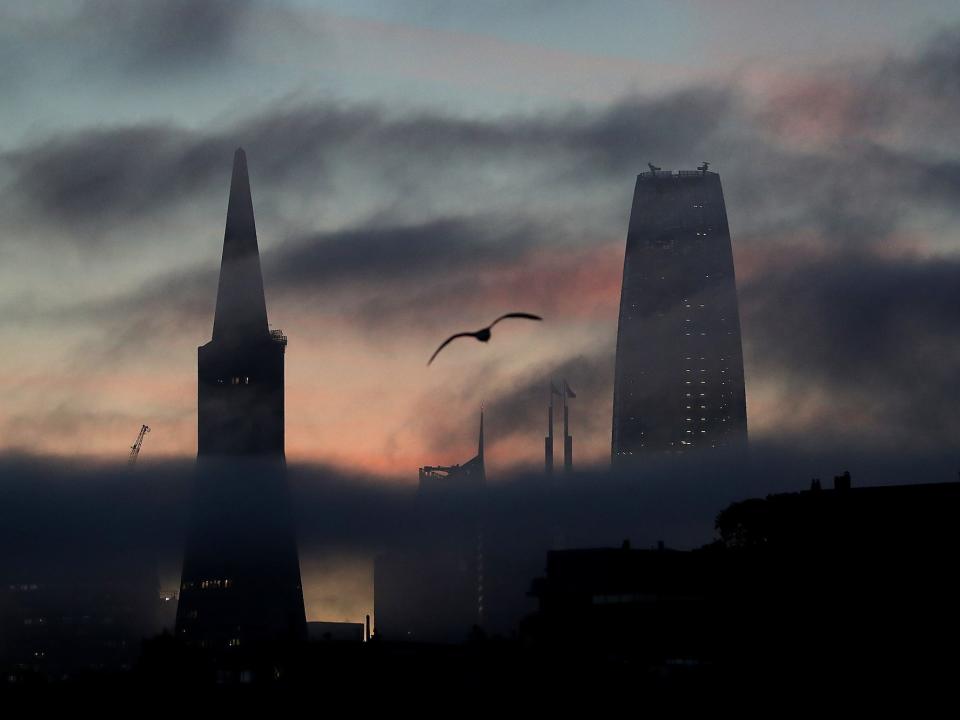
xmin=638 ymin=169 xmax=719 ymax=179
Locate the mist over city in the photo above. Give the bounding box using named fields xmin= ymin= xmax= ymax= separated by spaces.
xmin=3 ymin=0 xmax=960 ymax=700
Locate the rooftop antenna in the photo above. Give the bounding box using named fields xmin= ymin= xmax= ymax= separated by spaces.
xmin=129 ymin=424 xmax=150 ymax=466
xmin=563 ymin=380 xmax=576 ymax=473
xmin=545 ymin=382 xmax=555 ymax=476
xmin=698 ymin=161 xmax=710 ymax=174
xmin=648 ymin=163 xmax=662 ymax=175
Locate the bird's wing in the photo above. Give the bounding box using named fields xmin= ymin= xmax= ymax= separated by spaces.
xmin=427 ymin=332 xmax=477 ymax=365
xmin=490 ymin=312 xmax=543 ymax=328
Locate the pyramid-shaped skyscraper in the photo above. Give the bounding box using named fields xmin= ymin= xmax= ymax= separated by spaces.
xmin=175 ymin=149 xmax=306 ymax=653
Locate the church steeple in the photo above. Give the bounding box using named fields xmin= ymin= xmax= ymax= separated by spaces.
xmin=211 ymin=148 xmax=270 ymax=342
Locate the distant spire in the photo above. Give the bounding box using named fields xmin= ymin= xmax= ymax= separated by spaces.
xmin=478 ymin=408 xmax=484 ymax=465
xmin=211 ymin=148 xmax=270 ymax=342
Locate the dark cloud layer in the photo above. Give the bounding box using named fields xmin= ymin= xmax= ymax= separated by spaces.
xmin=4 ymin=125 xmax=218 ymax=235
xmin=79 ymin=0 xmax=254 ymax=75
xmin=3 ymin=447 xmax=958 ymax=630
xmin=742 ymin=254 xmax=960 ymax=449
xmin=7 ymin=24 xmax=960 ymax=251
xmin=0 ymin=88 xmax=729 ymax=242
xmin=268 ymin=216 xmax=537 ymax=290
xmin=5 ymin=447 xmax=954 ymax=565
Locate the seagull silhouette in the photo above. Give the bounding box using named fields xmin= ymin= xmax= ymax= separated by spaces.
xmin=428 ymin=313 xmax=543 ymax=365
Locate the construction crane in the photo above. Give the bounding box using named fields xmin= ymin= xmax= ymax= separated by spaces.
xmin=129 ymin=424 xmax=150 ymax=466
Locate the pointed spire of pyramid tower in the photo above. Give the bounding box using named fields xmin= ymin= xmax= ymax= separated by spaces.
xmin=212 ymin=148 xmax=270 ymax=342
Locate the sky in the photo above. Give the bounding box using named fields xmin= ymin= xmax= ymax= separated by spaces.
xmin=4 ymin=1 xmax=960 ymax=623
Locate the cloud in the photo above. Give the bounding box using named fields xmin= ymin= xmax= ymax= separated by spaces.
xmin=78 ymin=0 xmax=255 ymax=74
xmin=268 ymin=217 xmax=537 ymax=291
xmin=0 ymin=87 xmax=731 ymax=244
xmin=2 ymin=125 xmax=223 ymax=238
xmin=2 ymin=447 xmax=957 ymax=625
xmin=741 ymin=253 xmax=960 ymax=450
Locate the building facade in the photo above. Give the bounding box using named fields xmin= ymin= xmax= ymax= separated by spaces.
xmin=611 ymin=167 xmax=748 ymax=464
xmin=374 ymin=413 xmax=486 ymax=642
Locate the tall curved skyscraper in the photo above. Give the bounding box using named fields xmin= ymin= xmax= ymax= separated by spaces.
xmin=611 ymin=167 xmax=748 ymax=465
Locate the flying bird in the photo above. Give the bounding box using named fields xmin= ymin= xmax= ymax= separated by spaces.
xmin=428 ymin=313 xmax=543 ymax=366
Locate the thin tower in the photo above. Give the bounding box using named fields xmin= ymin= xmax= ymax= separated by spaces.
xmin=563 ymin=380 xmax=575 ymax=473
xmin=544 ymin=381 xmax=555 ymax=475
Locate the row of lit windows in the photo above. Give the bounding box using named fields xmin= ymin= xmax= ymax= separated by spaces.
xmin=201 ymin=578 xmax=232 ymax=590
xmin=181 ymin=578 xmax=233 ymax=591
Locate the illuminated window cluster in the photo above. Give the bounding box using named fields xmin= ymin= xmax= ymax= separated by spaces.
xmin=199 ymin=578 xmax=233 ymax=590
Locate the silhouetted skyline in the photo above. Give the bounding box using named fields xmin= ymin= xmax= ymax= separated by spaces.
xmin=3 ymin=1 xmax=960 ymax=693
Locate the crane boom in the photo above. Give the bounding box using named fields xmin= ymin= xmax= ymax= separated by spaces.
xmin=129 ymin=424 xmax=151 ymax=466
